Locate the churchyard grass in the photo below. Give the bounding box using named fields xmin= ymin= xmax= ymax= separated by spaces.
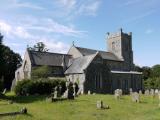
xmin=0 ymin=92 xmax=160 ymax=120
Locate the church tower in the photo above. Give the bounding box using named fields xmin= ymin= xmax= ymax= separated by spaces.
xmin=107 ymin=28 xmax=133 ymax=69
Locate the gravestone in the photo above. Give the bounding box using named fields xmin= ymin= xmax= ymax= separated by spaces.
xmin=20 ymin=107 xmax=27 ymax=114
xmin=145 ymin=90 xmax=149 ymax=95
xmin=131 ymin=92 xmax=140 ymax=103
xmin=139 ymin=90 xmax=142 ymax=95
xmin=97 ymin=100 xmax=103 ymax=109
xmin=53 ymin=87 xmax=58 ymax=99
xmin=73 ymin=83 xmax=77 ymax=97
xmin=88 ymin=90 xmax=91 ymax=95
xmin=129 ymin=88 xmax=133 ymax=95
xmin=2 ymin=88 xmax=7 ymax=95
xmin=150 ymin=89 xmax=155 ymax=97
xmin=114 ymin=89 xmax=122 ymax=100
xmin=62 ymin=89 xmax=68 ymax=99
xmin=155 ymin=89 xmax=159 ymax=96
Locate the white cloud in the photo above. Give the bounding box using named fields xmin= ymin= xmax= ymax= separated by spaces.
xmin=0 ymin=20 xmax=12 ymax=35
xmin=9 ymin=0 xmax=44 ymax=10
xmin=76 ymin=0 xmax=101 ymax=16
xmin=55 ymin=0 xmax=101 ymax=17
xmin=0 ymin=20 xmax=36 ymax=40
xmin=13 ymin=26 xmax=33 ymax=39
xmin=33 ymin=38 xmax=70 ymax=54
xmin=25 ymin=18 xmax=86 ymax=37
xmin=145 ymin=29 xmax=153 ymax=34
xmin=122 ymin=0 xmax=142 ymax=6
xmin=58 ymin=0 xmax=76 ymax=9
xmin=0 ymin=19 xmax=70 ymax=55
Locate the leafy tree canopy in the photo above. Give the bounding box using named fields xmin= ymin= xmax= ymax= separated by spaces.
xmin=0 ymin=33 xmax=22 ymax=90
xmin=27 ymin=42 xmax=49 ymax=52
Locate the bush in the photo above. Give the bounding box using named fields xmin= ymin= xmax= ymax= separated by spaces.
xmin=31 ymin=66 xmax=52 ymax=78
xmin=14 ymin=78 xmax=66 ymax=96
xmin=0 ymin=77 xmax=4 ymax=92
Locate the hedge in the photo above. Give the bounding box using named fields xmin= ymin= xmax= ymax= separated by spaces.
xmin=14 ymin=78 xmax=66 ymax=96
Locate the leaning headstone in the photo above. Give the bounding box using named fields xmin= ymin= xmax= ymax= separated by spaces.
xmin=97 ymin=100 xmax=103 ymax=109
xmin=8 ymin=100 xmax=13 ymax=104
xmin=62 ymin=88 xmax=68 ymax=99
xmin=20 ymin=107 xmax=27 ymax=114
xmin=96 ymin=100 xmax=110 ymax=109
xmin=145 ymin=90 xmax=150 ymax=95
xmin=150 ymin=89 xmax=155 ymax=97
xmin=139 ymin=90 xmax=142 ymax=95
xmin=155 ymin=89 xmax=159 ymax=96
xmin=129 ymin=88 xmax=133 ymax=95
xmin=131 ymin=92 xmax=140 ymax=103
xmin=88 ymin=90 xmax=91 ymax=95
xmin=119 ymin=89 xmax=123 ymax=96
xmin=73 ymin=84 xmax=77 ymax=97
xmin=2 ymin=88 xmax=7 ymax=95
xmin=53 ymin=87 xmax=58 ymax=99
xmin=46 ymin=97 xmax=53 ymax=103
xmin=114 ymin=89 xmax=122 ymax=100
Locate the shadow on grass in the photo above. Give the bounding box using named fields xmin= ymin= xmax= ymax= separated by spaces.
xmin=1 ymin=94 xmax=47 ymax=103
xmin=0 ymin=113 xmax=33 ymax=118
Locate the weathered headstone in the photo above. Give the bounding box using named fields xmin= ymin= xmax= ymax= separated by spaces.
xmin=114 ymin=89 xmax=122 ymax=100
xmin=53 ymin=87 xmax=58 ymax=99
xmin=62 ymin=88 xmax=68 ymax=99
xmin=73 ymin=84 xmax=77 ymax=97
xmin=96 ymin=100 xmax=110 ymax=109
xmin=155 ymin=89 xmax=159 ymax=96
xmin=131 ymin=92 xmax=140 ymax=103
xmin=20 ymin=107 xmax=27 ymax=114
xmin=145 ymin=89 xmax=149 ymax=95
xmin=97 ymin=100 xmax=103 ymax=109
xmin=88 ymin=90 xmax=91 ymax=95
xmin=2 ymin=88 xmax=7 ymax=95
xmin=129 ymin=88 xmax=133 ymax=95
xmin=139 ymin=90 xmax=142 ymax=95
xmin=150 ymin=89 xmax=155 ymax=97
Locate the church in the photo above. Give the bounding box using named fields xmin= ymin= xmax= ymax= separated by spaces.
xmin=14 ymin=29 xmax=142 ymax=94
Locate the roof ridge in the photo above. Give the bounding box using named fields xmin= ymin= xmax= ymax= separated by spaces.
xmin=29 ymin=50 xmax=71 ymax=56
xmin=76 ymin=46 xmax=111 ymax=53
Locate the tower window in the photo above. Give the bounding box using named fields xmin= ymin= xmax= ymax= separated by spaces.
xmin=112 ymin=42 xmax=115 ymax=51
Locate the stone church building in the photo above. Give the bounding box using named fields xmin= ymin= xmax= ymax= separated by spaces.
xmin=14 ymin=29 xmax=142 ymax=94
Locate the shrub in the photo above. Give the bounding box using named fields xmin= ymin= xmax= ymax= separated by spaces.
xmin=31 ymin=66 xmax=52 ymax=78
xmin=14 ymin=78 xmax=66 ymax=96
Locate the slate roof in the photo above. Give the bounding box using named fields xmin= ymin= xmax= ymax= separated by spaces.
xmin=28 ymin=50 xmax=72 ymax=67
xmin=65 ymin=53 xmax=97 ymax=74
xmin=75 ymin=47 xmax=121 ymax=61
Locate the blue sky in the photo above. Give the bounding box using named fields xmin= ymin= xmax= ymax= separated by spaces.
xmin=0 ymin=0 xmax=160 ymax=67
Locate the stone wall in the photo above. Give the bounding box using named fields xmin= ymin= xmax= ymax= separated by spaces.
xmin=111 ymin=73 xmax=142 ymax=94
xmin=85 ymin=62 xmax=111 ymax=94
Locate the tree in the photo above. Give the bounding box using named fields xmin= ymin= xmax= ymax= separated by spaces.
xmin=0 ymin=33 xmax=22 ymax=89
xmin=141 ymin=66 xmax=151 ymax=80
xmin=31 ymin=66 xmax=52 ymax=79
xmin=28 ymin=42 xmax=49 ymax=52
xmin=151 ymin=64 xmax=160 ymax=77
xmin=143 ymin=65 xmax=160 ymax=89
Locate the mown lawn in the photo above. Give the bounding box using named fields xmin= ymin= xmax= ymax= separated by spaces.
xmin=0 ymin=93 xmax=160 ymax=120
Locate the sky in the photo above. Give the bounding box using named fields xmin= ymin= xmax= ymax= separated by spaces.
xmin=0 ymin=0 xmax=160 ymax=67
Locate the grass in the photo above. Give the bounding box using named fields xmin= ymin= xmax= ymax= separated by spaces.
xmin=0 ymin=93 xmax=160 ymax=120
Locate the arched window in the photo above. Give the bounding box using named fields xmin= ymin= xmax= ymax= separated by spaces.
xmin=112 ymin=42 xmax=115 ymax=51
